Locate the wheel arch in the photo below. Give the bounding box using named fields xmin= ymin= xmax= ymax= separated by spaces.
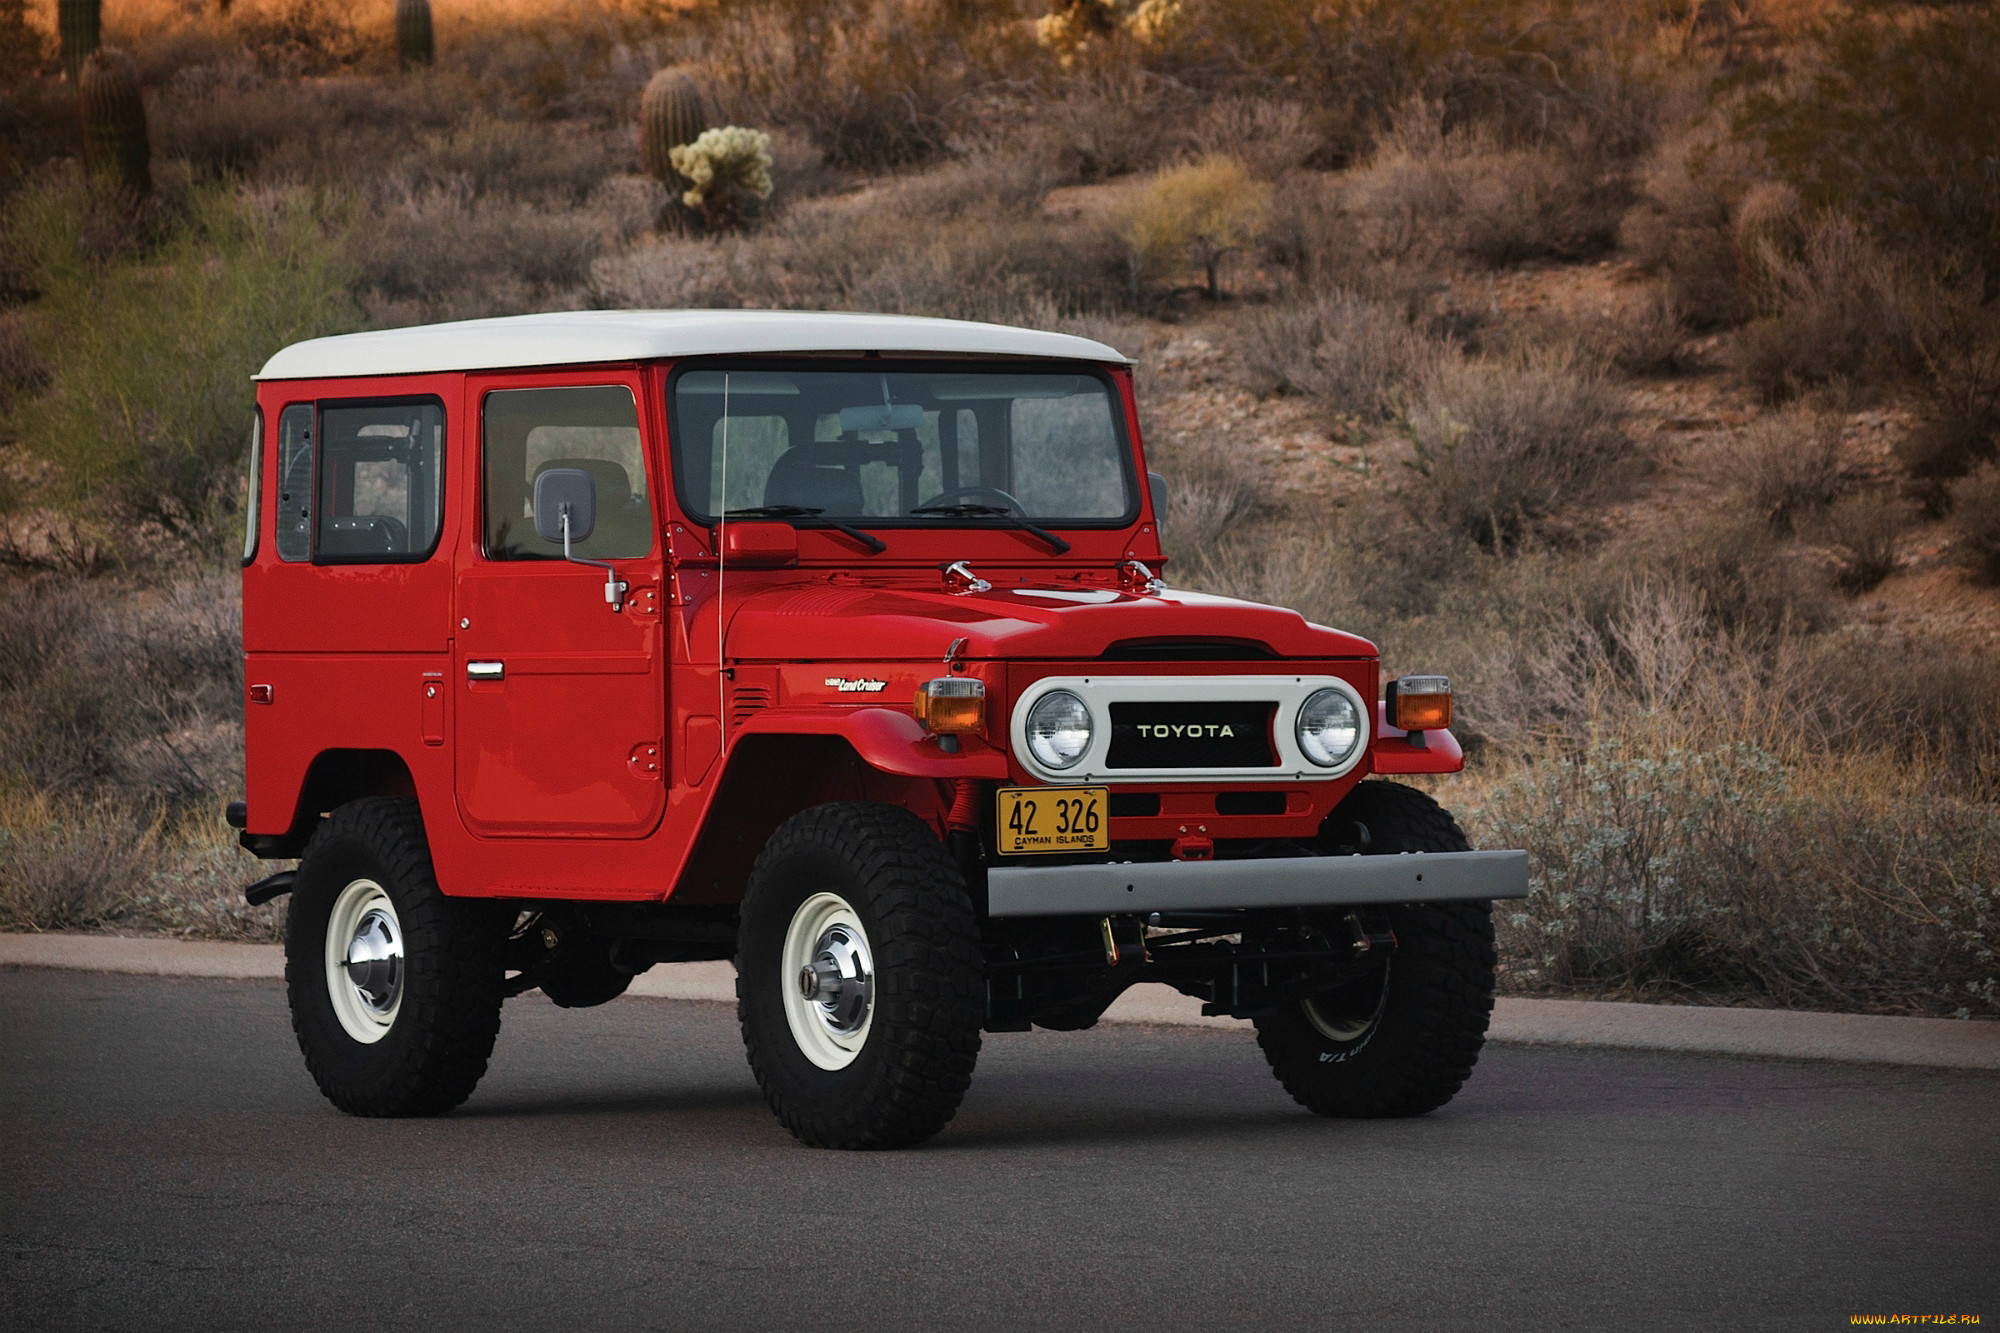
xmin=244 ymin=748 xmax=421 ymax=858
xmin=668 ymin=733 xmax=952 ymax=906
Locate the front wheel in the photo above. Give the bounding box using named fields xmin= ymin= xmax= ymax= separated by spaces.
xmin=285 ymin=798 xmax=505 ymax=1117
xmin=737 ymin=803 xmax=984 ymax=1149
xmin=1254 ymin=781 xmax=1496 ymax=1118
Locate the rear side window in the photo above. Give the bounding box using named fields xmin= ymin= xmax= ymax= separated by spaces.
xmin=314 ymin=400 xmax=446 ymax=563
xmin=240 ymin=408 xmax=263 ymax=567
xmin=275 ymin=404 xmax=314 ymax=562
xmin=483 ymin=385 xmax=652 ymax=561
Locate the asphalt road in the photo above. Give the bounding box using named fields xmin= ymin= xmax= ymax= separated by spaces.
xmin=3 ymin=970 xmax=1995 ymax=1332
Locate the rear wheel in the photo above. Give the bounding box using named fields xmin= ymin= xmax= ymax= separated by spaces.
xmin=1254 ymin=781 xmax=1496 ymax=1118
xmin=737 ymin=802 xmax=983 ymax=1149
xmin=286 ymin=798 xmax=505 ymax=1117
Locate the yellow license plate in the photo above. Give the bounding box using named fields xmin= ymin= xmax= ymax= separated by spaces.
xmin=996 ymin=786 xmax=1109 ymax=855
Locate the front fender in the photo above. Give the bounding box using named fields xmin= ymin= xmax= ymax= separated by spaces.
xmin=729 ymin=706 xmax=1010 ymax=779
xmin=1369 ymin=703 xmax=1465 ymax=775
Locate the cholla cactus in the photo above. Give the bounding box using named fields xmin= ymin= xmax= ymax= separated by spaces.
xmin=1034 ymin=0 xmax=1117 ymax=62
xmin=668 ymin=126 xmax=773 ymax=232
xmin=1127 ymin=0 xmax=1181 ymax=43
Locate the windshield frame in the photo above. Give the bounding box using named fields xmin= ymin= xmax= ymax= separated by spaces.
xmin=663 ymin=357 xmax=1140 ymax=532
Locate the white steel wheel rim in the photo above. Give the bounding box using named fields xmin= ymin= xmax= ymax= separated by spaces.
xmin=325 ymin=878 xmax=403 ymax=1045
xmin=1304 ymin=961 xmax=1390 ymax=1045
xmin=780 ymin=891 xmax=875 ymax=1072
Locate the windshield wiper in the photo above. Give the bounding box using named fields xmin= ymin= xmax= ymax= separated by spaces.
xmin=908 ymin=503 xmax=1071 ymax=555
xmin=724 ymin=505 xmax=886 ymax=554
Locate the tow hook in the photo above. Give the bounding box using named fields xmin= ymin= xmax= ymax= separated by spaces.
xmin=1170 ymin=828 xmax=1214 ymax=861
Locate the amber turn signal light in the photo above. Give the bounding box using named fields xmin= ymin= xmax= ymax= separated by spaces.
xmin=1387 ymin=674 xmax=1452 ymax=731
xmin=915 ymin=677 xmax=986 ymax=734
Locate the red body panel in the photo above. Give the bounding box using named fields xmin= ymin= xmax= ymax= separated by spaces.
xmin=243 ymin=357 xmax=1458 ymax=904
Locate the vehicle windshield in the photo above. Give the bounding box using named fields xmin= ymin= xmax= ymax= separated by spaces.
xmin=670 ymin=365 xmax=1133 ymax=527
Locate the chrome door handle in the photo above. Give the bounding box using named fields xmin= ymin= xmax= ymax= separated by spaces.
xmin=467 ymin=661 xmax=504 ymax=682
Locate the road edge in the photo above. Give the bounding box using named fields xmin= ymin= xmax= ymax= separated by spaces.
xmin=4 ymin=931 xmax=1995 ymax=1071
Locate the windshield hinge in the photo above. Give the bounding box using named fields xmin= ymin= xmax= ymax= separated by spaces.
xmin=942 ymin=561 xmax=992 ymax=595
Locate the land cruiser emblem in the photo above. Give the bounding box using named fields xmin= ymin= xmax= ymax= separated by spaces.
xmin=1134 ymin=723 xmax=1237 ymax=738
xmin=825 ymin=677 xmax=887 ymax=693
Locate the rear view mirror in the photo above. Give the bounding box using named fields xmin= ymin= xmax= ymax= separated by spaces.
xmin=1148 ymin=470 xmax=1168 ymax=520
xmin=839 ymin=402 xmax=924 ymax=433
xmin=533 ymin=468 xmax=597 ymax=546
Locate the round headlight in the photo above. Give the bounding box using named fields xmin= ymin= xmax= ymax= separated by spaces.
xmin=1026 ymin=690 xmax=1093 ymax=770
xmin=1296 ymin=688 xmax=1361 ymax=768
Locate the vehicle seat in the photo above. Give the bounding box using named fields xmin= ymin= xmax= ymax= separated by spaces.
xmin=764 ymin=447 xmax=865 ymax=514
xmin=530 ymin=458 xmax=651 ymax=556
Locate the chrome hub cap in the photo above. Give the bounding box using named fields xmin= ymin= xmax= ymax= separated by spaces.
xmin=780 ymin=892 xmax=875 ymax=1070
xmin=325 ymin=879 xmax=403 ymax=1044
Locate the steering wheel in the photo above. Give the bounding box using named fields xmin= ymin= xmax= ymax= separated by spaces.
xmin=915 ymin=485 xmax=1027 ymax=515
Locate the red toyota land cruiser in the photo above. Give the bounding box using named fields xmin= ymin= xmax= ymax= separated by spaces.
xmin=232 ymin=310 xmax=1527 ymax=1148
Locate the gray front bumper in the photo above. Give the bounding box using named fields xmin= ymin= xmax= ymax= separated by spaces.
xmin=985 ymin=849 xmax=1529 ymax=919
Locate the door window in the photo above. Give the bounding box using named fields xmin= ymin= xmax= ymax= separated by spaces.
xmin=314 ymin=400 xmax=446 ymax=562
xmin=483 ymin=385 xmax=653 ymax=560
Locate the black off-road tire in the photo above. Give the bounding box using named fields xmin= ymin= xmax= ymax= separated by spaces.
xmin=286 ymin=798 xmax=506 ymax=1117
xmin=1254 ymin=780 xmax=1496 ymax=1118
xmin=738 ymin=802 xmax=984 ymax=1149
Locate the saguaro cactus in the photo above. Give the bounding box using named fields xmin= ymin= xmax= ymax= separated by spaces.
xmin=59 ymin=0 xmax=101 ymax=82
xmin=79 ymin=47 xmax=150 ymax=196
xmin=394 ymin=0 xmax=434 ymax=70
xmin=639 ymin=68 xmax=706 ymax=184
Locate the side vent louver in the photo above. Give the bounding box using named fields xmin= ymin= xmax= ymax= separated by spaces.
xmin=730 ymin=684 xmax=773 ymax=727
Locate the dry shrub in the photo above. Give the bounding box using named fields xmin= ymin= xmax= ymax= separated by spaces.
xmin=1731 ymin=180 xmax=1807 ymax=308
xmin=354 ymin=175 xmax=647 ymax=320
xmin=1822 ymin=489 xmax=1907 ymax=594
xmin=1007 ymin=70 xmax=1176 ymax=185
xmin=1347 ymin=98 xmax=1622 ymax=270
xmin=1440 ymin=577 xmax=2000 ymax=1014
xmin=1733 ymin=2 xmax=2000 ymax=281
xmin=1184 ymin=97 xmax=1323 ymax=181
xmin=1470 ymin=739 xmax=1999 ymax=1015
xmin=0 ymin=570 xmax=243 ymax=803
xmin=1898 ymin=292 xmax=2000 ymax=496
xmin=1238 ymin=290 xmax=1438 ymax=421
xmin=1729 ymin=215 xmax=1922 ymax=402
xmin=0 ymin=791 xmax=154 ymax=930
xmin=1397 ymin=342 xmax=1629 ymax=550
xmin=1950 ymin=462 xmax=2000 ymax=585
xmin=1619 ymin=124 xmax=1763 ymax=329
xmin=1739 ymin=405 xmax=1842 ymax=534
xmin=683 ymin=0 xmax=1004 ymax=170
xmin=1145 ymin=436 xmax=1265 ymax=566
xmin=1605 ymin=289 xmax=1689 ymax=376
xmin=1668 ymin=508 xmax=1829 ymax=637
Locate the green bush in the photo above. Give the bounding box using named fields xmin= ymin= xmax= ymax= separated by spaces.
xmin=2 ymin=176 xmax=356 ymax=550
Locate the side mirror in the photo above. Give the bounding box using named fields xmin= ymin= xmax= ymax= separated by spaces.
xmin=1147 ymin=470 xmax=1169 ymax=521
xmin=723 ymin=520 xmax=799 ymax=568
xmin=533 ymin=468 xmax=597 ymax=545
xmin=532 ymin=468 xmax=627 ymax=612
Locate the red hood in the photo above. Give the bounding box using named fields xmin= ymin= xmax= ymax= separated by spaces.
xmin=720 ymin=580 xmax=1376 ymax=661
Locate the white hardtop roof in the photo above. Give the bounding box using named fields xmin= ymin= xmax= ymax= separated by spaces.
xmin=255 ymin=309 xmax=1131 ymax=381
